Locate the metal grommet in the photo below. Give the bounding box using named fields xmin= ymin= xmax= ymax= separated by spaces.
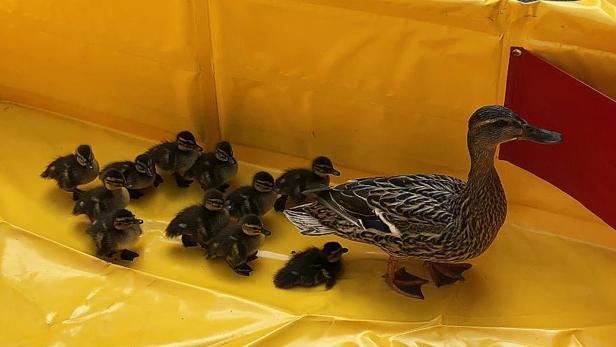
xmin=512 ymin=48 xmax=522 ymax=57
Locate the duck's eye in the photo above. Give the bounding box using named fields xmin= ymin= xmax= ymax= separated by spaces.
xmin=494 ymin=120 xmax=509 ymax=128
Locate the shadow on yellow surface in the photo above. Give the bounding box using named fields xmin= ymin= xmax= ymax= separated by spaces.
xmin=1 ymin=102 xmax=616 ymax=345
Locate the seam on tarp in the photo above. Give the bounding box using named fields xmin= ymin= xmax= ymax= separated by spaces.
xmin=0 ymin=100 xmax=161 ymax=144
xmin=233 ymin=315 xmax=307 ymax=347
xmin=192 ymin=0 xmax=223 ymax=144
xmin=205 ymin=0 xmax=226 ymax=141
xmin=263 ymin=0 xmax=507 ymax=36
xmin=242 ymin=314 xmax=616 ymax=340
xmin=510 ymin=221 xmax=616 ymax=254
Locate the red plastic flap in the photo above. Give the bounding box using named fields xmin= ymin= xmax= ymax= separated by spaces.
xmin=500 ymin=47 xmax=616 ymax=230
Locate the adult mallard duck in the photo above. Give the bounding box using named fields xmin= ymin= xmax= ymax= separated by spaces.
xmin=284 ymin=105 xmax=563 ymax=299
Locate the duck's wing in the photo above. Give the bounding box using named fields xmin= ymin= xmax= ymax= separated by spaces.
xmin=332 ymin=174 xmax=465 ymax=232
xmin=148 ymin=142 xmax=175 ymax=171
xmin=286 ymin=174 xmax=465 ymax=254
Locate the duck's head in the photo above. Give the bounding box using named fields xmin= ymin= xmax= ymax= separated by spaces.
xmin=322 ymin=241 xmax=348 ymax=262
xmin=102 ymin=169 xmax=127 ymax=190
xmin=252 ymin=171 xmax=276 ymax=193
xmin=312 ymin=156 xmax=341 ymax=177
xmin=134 ymin=154 xmax=155 ymax=177
xmin=176 ymin=131 xmax=203 ymax=152
xmin=203 ymin=189 xmax=225 ymax=211
xmin=215 ymin=141 xmax=236 ymax=165
xmin=112 ymin=209 xmax=143 ymax=231
xmin=240 ymin=214 xmax=271 ymax=237
xmin=75 ymin=144 xmax=96 ymax=169
xmin=468 ymin=105 xmax=563 ymax=150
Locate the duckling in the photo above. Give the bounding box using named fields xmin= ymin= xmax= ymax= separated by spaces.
xmin=101 ymin=154 xmax=161 ymax=199
xmin=41 ymin=144 xmax=100 ymax=200
xmin=274 ymin=242 xmax=348 ymax=289
xmin=86 ymin=209 xmax=143 ymax=261
xmin=206 ymin=214 xmax=271 ymax=276
xmin=185 ymin=141 xmax=238 ymax=192
xmin=274 ymin=156 xmax=340 ymax=212
xmin=225 ymin=171 xmax=276 ymax=218
xmin=72 ymin=169 xmax=130 ymax=221
xmin=166 ymin=189 xmax=230 ymax=248
xmin=146 ymin=130 xmax=203 ymax=187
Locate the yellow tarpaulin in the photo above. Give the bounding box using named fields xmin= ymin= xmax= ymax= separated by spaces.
xmin=1 ymin=0 xmax=616 ymax=345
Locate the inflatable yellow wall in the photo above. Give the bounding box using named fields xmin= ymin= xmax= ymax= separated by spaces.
xmin=1 ymin=0 xmax=615 ymax=345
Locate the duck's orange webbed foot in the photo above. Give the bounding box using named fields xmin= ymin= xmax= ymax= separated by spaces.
xmin=384 ymin=258 xmax=428 ymax=299
xmin=425 ymin=262 xmax=472 ymax=287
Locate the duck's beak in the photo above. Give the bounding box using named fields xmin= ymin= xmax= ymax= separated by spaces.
xmin=520 ymin=123 xmax=563 ymax=144
xmin=195 ymin=144 xmax=203 ymax=152
xmin=260 ymin=228 xmax=272 ymax=236
xmin=229 ymin=157 xmax=237 ymax=165
xmin=133 ymin=219 xmax=144 ymax=224
xmin=329 ymin=168 xmax=341 ymax=176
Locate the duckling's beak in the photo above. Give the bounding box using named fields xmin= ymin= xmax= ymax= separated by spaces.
xmin=229 ymin=157 xmax=237 ymax=165
xmin=329 ymin=168 xmax=341 ymax=176
xmin=341 ymin=248 xmax=349 ymax=253
xmin=87 ymin=164 xmax=94 ymax=170
xmin=133 ymin=219 xmax=144 ymax=224
xmin=273 ymin=185 xmax=280 ymax=194
xmin=520 ymin=123 xmax=563 ymax=144
xmin=260 ymin=228 xmax=272 ymax=236
xmin=195 ymin=144 xmax=203 ymax=152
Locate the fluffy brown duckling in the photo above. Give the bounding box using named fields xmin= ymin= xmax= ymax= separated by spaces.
xmin=86 ymin=209 xmax=143 ymax=261
xmin=274 ymin=242 xmax=348 ymax=289
xmin=72 ymin=169 xmax=130 ymax=221
xmin=41 ymin=144 xmax=99 ymax=200
xmin=165 ymin=189 xmax=229 ymax=248
xmin=274 ymin=156 xmax=340 ymax=212
xmin=206 ymin=214 xmax=271 ymax=276
xmin=225 ymin=171 xmax=276 ymax=218
xmin=101 ymin=153 xmax=162 ymax=199
xmin=146 ymin=130 xmax=203 ymax=187
xmin=184 ymin=141 xmax=238 ymax=193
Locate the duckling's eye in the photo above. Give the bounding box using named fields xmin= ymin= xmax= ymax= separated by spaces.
xmin=494 ymin=120 xmax=509 ymax=128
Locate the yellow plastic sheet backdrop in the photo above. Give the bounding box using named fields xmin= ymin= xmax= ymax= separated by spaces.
xmin=0 ymin=0 xmax=615 ymax=345
xmin=4 ymin=103 xmax=616 ymax=346
xmin=0 ymin=0 xmax=221 ymax=147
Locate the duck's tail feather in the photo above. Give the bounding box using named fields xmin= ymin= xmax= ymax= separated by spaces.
xmin=273 ymin=267 xmax=299 ymax=289
xmin=41 ymin=166 xmax=53 ymax=179
xmin=72 ymin=189 xmax=83 ymax=201
xmin=165 ymin=219 xmax=185 ymax=238
xmin=285 ymin=200 xmax=402 ymax=256
xmin=72 ymin=200 xmax=86 ymax=215
xmin=223 ymin=200 xmax=237 ymax=216
xmin=301 ymin=185 xmax=330 ymax=195
xmin=283 ymin=202 xmax=337 ymax=236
